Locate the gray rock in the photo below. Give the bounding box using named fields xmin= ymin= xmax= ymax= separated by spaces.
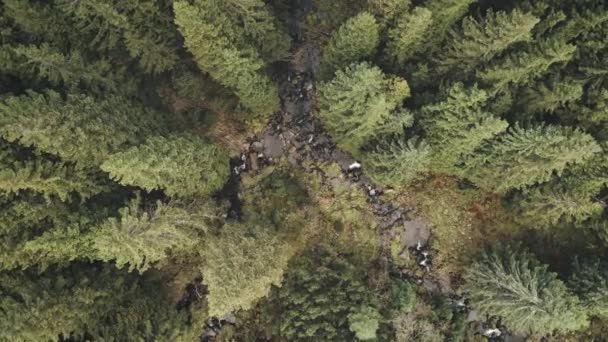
xmin=402 ymin=218 xmax=430 ymax=248
xmin=250 ymin=141 xmax=264 ymax=153
xmin=263 ymin=133 xmax=285 ymax=158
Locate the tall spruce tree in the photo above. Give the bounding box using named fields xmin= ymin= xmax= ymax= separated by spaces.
xmin=467 ymin=125 xmax=601 ymax=192
xmin=418 ymin=0 xmax=476 ymax=53
xmin=55 ymin=0 xmax=180 ymax=74
xmin=318 ymin=62 xmax=412 ymax=156
xmin=201 ymin=223 xmax=295 ymax=317
xmin=0 ymin=146 xmax=107 ymax=202
xmin=435 ymin=9 xmax=539 ymax=77
xmin=0 ymin=91 xmax=167 ymax=168
xmin=320 ymin=12 xmax=380 ymax=78
xmin=385 ymin=7 xmax=433 ymax=67
xmin=465 ymin=244 xmax=588 ymax=335
xmin=9 ymin=197 xmax=215 ymax=272
xmin=477 ymin=39 xmax=576 ymax=92
xmin=101 ymin=134 xmax=228 ymax=197
xmin=420 ymin=83 xmax=508 ymax=174
xmin=570 ymin=258 xmax=608 ymax=318
xmin=363 ymin=137 xmax=431 ymax=188
xmin=173 ymin=0 xmax=282 ymax=116
xmin=509 ymin=155 xmax=608 ymax=227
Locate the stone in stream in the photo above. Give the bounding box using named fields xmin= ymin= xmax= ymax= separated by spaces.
xmin=250 ymin=141 xmax=264 ymax=153
xmin=263 ymin=133 xmax=285 ymax=158
xmin=402 ymin=218 xmax=430 ymax=248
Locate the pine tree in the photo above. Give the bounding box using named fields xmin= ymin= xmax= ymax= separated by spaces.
xmin=467 ymin=125 xmax=601 ymax=192
xmin=477 ymin=39 xmax=576 ymax=92
xmin=0 ymin=264 xmax=194 ymax=341
xmin=173 ymin=0 xmax=281 ymax=116
xmin=0 ymin=44 xmax=131 ymax=94
xmin=418 ymin=0 xmax=476 ymax=53
xmin=56 ymin=0 xmax=179 ymax=74
xmin=570 ymin=258 xmax=608 ymax=318
xmin=363 ymin=136 xmax=431 ymax=188
xmin=420 ymin=83 xmax=508 ymax=174
xmin=200 ymin=223 xmax=295 ymax=317
xmin=465 ymin=244 xmax=588 ymax=335
xmin=0 ymin=91 xmax=167 ymax=168
xmin=509 ymin=155 xmax=608 ymax=227
xmin=366 ymin=0 xmax=411 ymax=23
xmin=386 ymin=7 xmax=433 ymax=67
xmin=320 ymin=12 xmax=380 ymax=78
xmin=273 ymin=248 xmax=374 ymax=340
xmin=223 ymin=0 xmax=292 ymax=62
xmin=435 ymin=9 xmax=539 ymax=76
xmin=318 ymin=62 xmax=412 ymax=156
xmin=519 ymin=76 xmax=584 ymax=114
xmin=12 ymin=197 xmax=215 ymax=272
xmin=101 ymin=134 xmax=228 ymax=197
xmin=0 ymin=146 xmax=107 ymax=202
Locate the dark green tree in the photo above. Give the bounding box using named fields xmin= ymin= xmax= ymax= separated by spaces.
xmin=273 ymin=248 xmax=376 ymax=340
xmin=466 ymin=125 xmax=601 ymax=192
xmin=420 ymin=83 xmax=508 ymax=174
xmin=101 ymin=134 xmax=228 ymax=197
xmin=318 ymin=62 xmax=411 ymax=156
xmin=56 ymin=0 xmax=180 ymax=74
xmin=0 ymin=91 xmax=167 ymax=168
xmin=173 ymin=0 xmax=282 ymax=116
xmin=320 ymin=12 xmax=380 ymax=78
xmin=364 ymin=137 xmax=431 ymax=188
xmin=465 ymin=244 xmax=588 ymax=335
xmin=435 ymin=9 xmax=539 ymax=76
xmin=570 ymin=258 xmax=608 ymax=318
xmin=477 ymin=39 xmax=576 ymax=92
xmin=385 ymin=7 xmax=433 ymax=67
xmin=201 ymin=223 xmax=295 ymax=317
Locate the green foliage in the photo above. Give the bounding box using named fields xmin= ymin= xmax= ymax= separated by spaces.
xmin=477 ymin=39 xmax=576 ymax=92
xmin=320 ymin=12 xmax=380 ymax=78
xmin=420 ymin=83 xmax=508 ymax=174
xmin=11 ymin=197 xmax=215 ymax=272
xmin=467 ymin=125 xmax=601 ymax=192
xmin=0 ymin=91 xmax=167 ymax=168
xmin=386 ymin=7 xmax=433 ymax=67
xmin=0 ymin=264 xmax=195 ymax=341
xmin=509 ymin=156 xmax=608 ymax=227
xmin=223 ymin=0 xmax=292 ymax=62
xmin=364 ymin=136 xmax=430 ymax=187
xmin=201 ymin=223 xmax=295 ymax=317
xmin=419 ymin=0 xmax=476 ymax=53
xmin=173 ymin=0 xmax=282 ymax=116
xmin=101 ymin=134 xmax=229 ymax=197
xmin=570 ymin=258 xmax=608 ymax=318
xmin=273 ymin=248 xmax=375 ymax=340
xmin=436 ymin=9 xmax=539 ymax=76
xmin=56 ymin=0 xmax=180 ymax=74
xmin=348 ymin=305 xmax=382 ymax=340
xmin=318 ymin=62 xmax=411 ymax=156
xmin=392 ymin=279 xmax=417 ymax=313
xmin=366 ymin=0 xmax=411 ymax=23
xmin=0 ymin=43 xmax=130 ymax=94
xmin=465 ymin=244 xmax=588 ymax=335
xmin=520 ymin=76 xmax=584 ymax=114
xmin=0 ymin=145 xmax=107 ymax=201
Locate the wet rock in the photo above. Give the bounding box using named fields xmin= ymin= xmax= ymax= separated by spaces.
xmin=402 ymin=218 xmax=430 ymax=248
xmin=263 ymin=133 xmax=285 ymax=158
xmin=466 ymin=309 xmax=479 ymax=322
xmin=249 ymin=152 xmax=259 ymax=171
xmin=250 ymin=141 xmax=264 ymax=153
xmin=220 ymin=313 xmax=237 ymax=325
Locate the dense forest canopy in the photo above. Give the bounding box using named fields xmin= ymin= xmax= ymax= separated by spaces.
xmin=1 ymin=0 xmax=608 ymax=341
